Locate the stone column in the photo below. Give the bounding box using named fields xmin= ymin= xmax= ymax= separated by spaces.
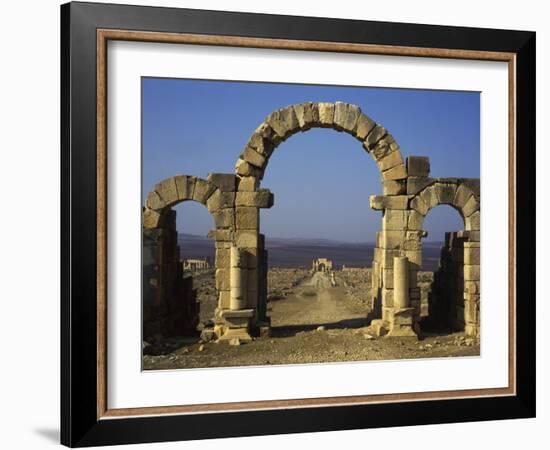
xmin=229 ymin=245 xmax=247 ymax=310
xmin=393 ymin=256 xmax=409 ymax=308
xmin=388 ymin=256 xmax=416 ymax=337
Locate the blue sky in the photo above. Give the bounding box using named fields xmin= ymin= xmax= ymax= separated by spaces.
xmin=142 ymin=78 xmax=479 ymax=242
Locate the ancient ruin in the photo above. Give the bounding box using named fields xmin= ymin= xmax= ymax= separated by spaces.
xmin=183 ymin=258 xmax=210 ymax=270
xmin=312 ymin=258 xmax=333 ymax=273
xmin=143 ymin=101 xmax=480 ymax=342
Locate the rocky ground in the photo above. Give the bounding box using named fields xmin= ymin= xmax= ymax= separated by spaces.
xmin=335 ymin=268 xmax=373 ymax=308
xmin=143 ymin=269 xmax=479 ymax=370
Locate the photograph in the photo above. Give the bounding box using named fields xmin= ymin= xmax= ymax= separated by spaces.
xmin=141 ymin=78 xmax=481 ymax=370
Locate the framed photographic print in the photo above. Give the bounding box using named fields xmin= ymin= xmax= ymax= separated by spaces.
xmin=60 ymin=1 xmax=536 ymax=447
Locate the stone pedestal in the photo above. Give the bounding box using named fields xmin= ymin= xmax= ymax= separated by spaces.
xmin=217 ymin=308 xmax=254 ymax=342
xmin=388 ymin=307 xmax=417 ymax=337
xmin=389 ymin=256 xmax=417 ymax=337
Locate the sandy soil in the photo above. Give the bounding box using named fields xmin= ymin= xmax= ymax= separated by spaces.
xmin=143 ymin=271 xmax=479 ymax=370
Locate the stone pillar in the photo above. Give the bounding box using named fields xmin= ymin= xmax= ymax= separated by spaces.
xmin=229 ymin=245 xmax=247 ymax=310
xmin=393 ymin=256 xmax=409 ymax=308
xmin=388 ymin=256 xmax=416 ymax=337
xmin=463 ymin=239 xmax=480 ymax=337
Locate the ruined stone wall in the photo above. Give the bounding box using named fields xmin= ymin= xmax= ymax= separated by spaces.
xmin=425 ymin=231 xmax=480 ymax=336
xmin=142 ymin=210 xmax=199 ymax=339
xmin=417 ymin=271 xmax=434 ymax=318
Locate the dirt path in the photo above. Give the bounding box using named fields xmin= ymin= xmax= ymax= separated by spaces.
xmin=143 ymin=271 xmax=480 ymax=370
xmin=270 ymin=272 xmax=370 ymax=329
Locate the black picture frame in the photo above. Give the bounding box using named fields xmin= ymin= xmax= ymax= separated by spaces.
xmin=61 ymin=1 xmax=535 ymax=447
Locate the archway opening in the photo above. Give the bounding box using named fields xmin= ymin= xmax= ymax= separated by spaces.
xmin=419 ymin=205 xmax=466 ymax=333
xmin=173 ymin=201 xmax=217 ymax=328
xmin=259 ymin=129 xmax=382 ymax=335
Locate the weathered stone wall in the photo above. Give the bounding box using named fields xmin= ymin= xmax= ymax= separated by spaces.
xmin=369 ymin=156 xmax=480 ymax=336
xmin=142 ymin=210 xmax=199 ymax=339
xmin=426 ymin=231 xmax=480 ymax=336
xmin=417 ymin=271 xmax=434 ymax=318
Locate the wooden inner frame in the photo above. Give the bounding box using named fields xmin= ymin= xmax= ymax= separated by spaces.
xmin=96 ymin=29 xmax=517 ymax=420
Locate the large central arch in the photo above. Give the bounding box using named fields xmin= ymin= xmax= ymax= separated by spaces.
xmin=234 ymin=102 xmax=407 ymax=183
xmin=232 ymin=101 xmax=413 ymax=339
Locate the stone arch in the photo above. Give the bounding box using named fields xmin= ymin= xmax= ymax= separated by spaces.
xmin=143 ymin=175 xmax=221 ymax=228
xmin=409 ymin=179 xmax=480 ymax=232
xmin=142 ymin=174 xmax=239 ymax=340
xmin=408 ymin=179 xmax=480 ymax=336
xmin=234 ymin=102 xmax=407 ymax=184
xmin=232 ymin=102 xmax=408 ymax=338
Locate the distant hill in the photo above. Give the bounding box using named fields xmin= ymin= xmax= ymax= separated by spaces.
xmin=178 ymin=233 xmax=444 ymax=271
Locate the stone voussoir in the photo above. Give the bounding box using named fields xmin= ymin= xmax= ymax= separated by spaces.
xmin=241 ymin=146 xmax=266 ymax=169
xmin=293 ymin=102 xmax=319 ymax=130
xmin=192 ymin=178 xmax=217 ymax=204
xmin=265 ymin=106 xmax=299 ymax=141
xmin=381 ymin=164 xmax=407 ymax=181
xmin=317 ymin=102 xmax=335 ymax=127
xmin=378 ymin=150 xmax=404 ymax=172
xmin=235 ymin=158 xmax=263 ymax=178
xmin=155 ymin=177 xmax=179 ymax=206
xmin=333 ymin=102 xmax=361 ymax=132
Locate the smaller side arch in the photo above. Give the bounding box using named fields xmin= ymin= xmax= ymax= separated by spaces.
xmin=143 ymin=175 xmax=220 ymax=229
xmin=142 ymin=174 xmax=233 ymax=340
xmin=410 ymin=179 xmax=480 ymax=231
xmin=145 ymin=175 xmax=218 ymax=212
xmin=409 ymin=178 xmax=480 ymax=337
